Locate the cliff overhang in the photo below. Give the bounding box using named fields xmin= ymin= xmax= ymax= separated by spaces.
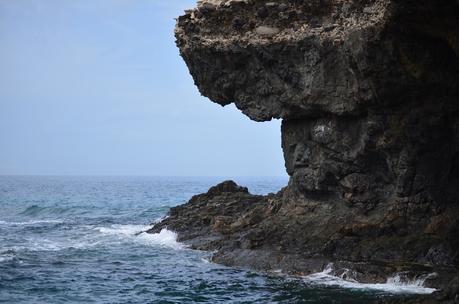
xmin=151 ymin=0 xmax=459 ymax=301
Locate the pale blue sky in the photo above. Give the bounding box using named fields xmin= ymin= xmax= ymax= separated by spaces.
xmin=0 ymin=0 xmax=285 ymax=176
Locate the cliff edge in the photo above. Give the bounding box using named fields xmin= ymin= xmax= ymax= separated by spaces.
xmin=150 ymin=0 xmax=459 ymax=301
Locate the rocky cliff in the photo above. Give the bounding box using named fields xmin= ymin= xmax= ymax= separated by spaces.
xmin=150 ymin=0 xmax=459 ymax=301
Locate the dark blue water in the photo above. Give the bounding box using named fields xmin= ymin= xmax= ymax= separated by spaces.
xmin=0 ymin=176 xmax=415 ymax=303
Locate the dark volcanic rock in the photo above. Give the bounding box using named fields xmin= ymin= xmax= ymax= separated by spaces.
xmin=150 ymin=0 xmax=459 ymax=302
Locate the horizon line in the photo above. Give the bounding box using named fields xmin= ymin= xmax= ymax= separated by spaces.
xmin=0 ymin=174 xmax=288 ymax=178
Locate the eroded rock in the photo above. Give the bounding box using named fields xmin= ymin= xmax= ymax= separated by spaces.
xmin=151 ymin=0 xmax=459 ymax=300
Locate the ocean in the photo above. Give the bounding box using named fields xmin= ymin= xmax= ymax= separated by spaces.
xmin=0 ymin=176 xmax=433 ymax=303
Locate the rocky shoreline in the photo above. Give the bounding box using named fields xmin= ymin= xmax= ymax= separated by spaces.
xmin=149 ymin=181 xmax=458 ymax=302
xmin=150 ymin=0 xmax=459 ymax=302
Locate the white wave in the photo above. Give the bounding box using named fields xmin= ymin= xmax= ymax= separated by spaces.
xmin=0 ymin=219 xmax=64 ymax=226
xmin=11 ymin=237 xmax=101 ymax=252
xmin=137 ymin=229 xmax=185 ymax=250
xmin=97 ymin=224 xmax=184 ymax=250
xmin=0 ymin=224 xmax=183 ymax=253
xmin=303 ymin=264 xmax=437 ymax=294
xmin=97 ymin=224 xmax=150 ymax=236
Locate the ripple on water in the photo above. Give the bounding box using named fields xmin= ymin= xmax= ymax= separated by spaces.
xmin=0 ymin=176 xmax=424 ymax=304
xmin=0 ymin=220 xmax=65 ymax=226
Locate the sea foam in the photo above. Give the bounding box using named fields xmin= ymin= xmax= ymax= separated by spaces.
xmin=303 ymin=264 xmax=437 ymax=294
xmin=97 ymin=225 xmax=184 ymax=250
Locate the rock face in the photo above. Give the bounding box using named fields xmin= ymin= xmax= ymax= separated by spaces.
xmin=150 ymin=0 xmax=459 ymax=300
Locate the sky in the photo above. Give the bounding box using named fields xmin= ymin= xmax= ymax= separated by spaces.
xmin=0 ymin=0 xmax=285 ymax=177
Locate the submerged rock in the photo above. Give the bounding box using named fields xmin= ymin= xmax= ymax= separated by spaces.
xmin=151 ymin=0 xmax=459 ymax=301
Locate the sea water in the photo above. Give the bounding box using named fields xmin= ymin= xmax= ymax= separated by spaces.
xmin=0 ymin=176 xmax=433 ymax=303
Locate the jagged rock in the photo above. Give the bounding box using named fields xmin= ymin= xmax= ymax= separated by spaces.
xmin=151 ymin=0 xmax=459 ymax=301
xmin=176 ymin=0 xmax=459 ymax=121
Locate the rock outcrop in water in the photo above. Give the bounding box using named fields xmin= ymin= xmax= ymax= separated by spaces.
xmin=150 ymin=0 xmax=459 ymax=300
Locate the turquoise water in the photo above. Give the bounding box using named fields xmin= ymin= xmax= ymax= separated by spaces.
xmin=0 ymin=176 xmax=416 ymax=303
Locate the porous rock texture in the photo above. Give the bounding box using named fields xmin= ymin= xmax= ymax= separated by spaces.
xmin=149 ymin=0 xmax=459 ymax=301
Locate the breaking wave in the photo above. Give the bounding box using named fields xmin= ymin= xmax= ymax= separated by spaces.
xmin=97 ymin=225 xmax=184 ymax=250
xmin=0 ymin=223 xmax=183 ymax=253
xmin=303 ymin=264 xmax=437 ymax=294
